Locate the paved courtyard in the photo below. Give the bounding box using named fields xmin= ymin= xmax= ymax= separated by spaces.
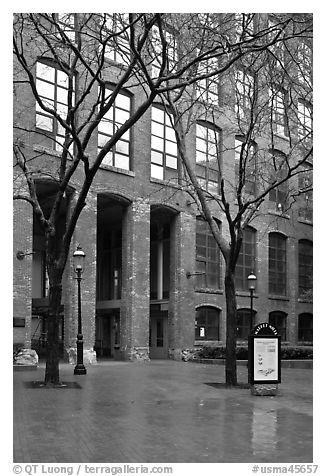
xmin=13 ymin=360 xmax=313 ymax=463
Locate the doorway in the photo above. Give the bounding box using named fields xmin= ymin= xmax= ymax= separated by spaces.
xmin=149 ymin=311 xmax=168 ymax=359
xmin=95 ymin=310 xmax=120 ymax=358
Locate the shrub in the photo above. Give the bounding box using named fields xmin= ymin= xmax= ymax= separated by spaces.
xmin=194 ymin=345 xmax=313 ymax=360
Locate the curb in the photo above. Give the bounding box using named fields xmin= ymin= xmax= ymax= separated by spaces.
xmin=13 ymin=364 xmax=38 ymax=371
xmin=191 ymin=359 xmax=313 ymax=369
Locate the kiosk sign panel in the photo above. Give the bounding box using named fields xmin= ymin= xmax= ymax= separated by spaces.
xmin=249 ymin=323 xmax=281 ymax=385
xmin=253 ymin=337 xmax=279 ymax=381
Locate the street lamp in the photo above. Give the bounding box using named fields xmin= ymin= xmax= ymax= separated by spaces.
xmin=247 ymin=272 xmax=257 ymax=332
xmin=73 ymin=245 xmax=87 ymax=375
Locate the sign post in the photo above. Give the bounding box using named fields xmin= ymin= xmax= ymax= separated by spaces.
xmin=248 ymin=323 xmax=281 ymax=396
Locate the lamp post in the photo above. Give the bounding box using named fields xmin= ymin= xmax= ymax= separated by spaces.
xmin=247 ymin=272 xmax=257 ymax=332
xmin=73 ymin=245 xmax=87 ymax=375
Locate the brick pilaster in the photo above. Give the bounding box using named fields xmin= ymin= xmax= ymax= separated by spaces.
xmin=64 ymin=192 xmax=97 ymax=364
xmin=13 ymin=198 xmax=33 ymax=348
xmin=120 ymin=199 xmax=150 ymax=360
xmin=168 ymin=211 xmax=196 ymax=359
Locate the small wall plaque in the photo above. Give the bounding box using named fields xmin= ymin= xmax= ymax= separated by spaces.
xmin=13 ymin=317 xmax=26 ymax=327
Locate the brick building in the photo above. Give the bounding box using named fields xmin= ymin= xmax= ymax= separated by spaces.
xmin=13 ymin=13 xmax=313 ymax=363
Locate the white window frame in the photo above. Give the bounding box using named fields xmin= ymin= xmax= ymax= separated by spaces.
xmin=298 ymin=99 xmax=312 ymax=141
xmin=234 ymin=137 xmax=256 ymax=196
xmin=196 ymin=56 xmax=219 ymax=105
xmin=196 ymin=123 xmax=220 ymax=195
xmin=151 ymin=25 xmax=178 ymax=78
xmin=150 ymin=105 xmax=178 ymax=181
xmin=97 ymin=87 xmax=131 ymax=171
xmin=35 ymin=60 xmax=75 ymax=152
xmin=270 ymin=87 xmax=288 ymax=137
xmin=235 ymin=69 xmax=254 ymax=118
xmin=101 ymin=13 xmax=130 ymax=65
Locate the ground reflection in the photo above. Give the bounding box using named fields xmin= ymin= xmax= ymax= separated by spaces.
xmin=251 ymin=404 xmax=278 ymax=457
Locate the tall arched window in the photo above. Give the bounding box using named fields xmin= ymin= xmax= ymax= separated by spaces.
xmin=268 ymin=150 xmax=288 ymax=212
xmin=269 ymin=232 xmax=287 ymax=295
xmin=195 ymin=217 xmax=221 ymax=290
xmin=235 ymin=226 xmax=256 ymax=290
xmin=269 ymin=311 xmax=287 ymax=341
xmin=298 ymin=98 xmax=312 ymax=141
xmin=298 ymin=240 xmax=313 ymax=297
xmin=98 ymin=87 xmax=132 ymax=170
xmin=196 ymin=122 xmax=220 ymax=195
xmin=151 ymin=104 xmax=178 ymax=181
xmin=101 ymin=14 xmax=130 ymax=64
xmin=235 ymin=69 xmax=254 ymax=118
xmin=35 ymin=59 xmax=75 ymax=152
xmin=196 ymin=56 xmax=219 ymax=105
xmin=236 ymin=308 xmax=256 ymax=340
xmin=298 ymin=165 xmax=313 ymax=222
xmin=234 ymin=136 xmax=257 ymax=196
xmin=269 ymin=86 xmax=289 ymax=137
xmin=195 ymin=306 xmax=220 ymax=341
xmin=150 ymin=221 xmax=170 ymax=300
xmin=298 ymin=313 xmax=313 ymax=342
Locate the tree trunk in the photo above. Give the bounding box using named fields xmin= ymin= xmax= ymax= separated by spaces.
xmin=44 ymin=280 xmax=63 ymax=385
xmin=224 ymin=269 xmax=238 ymax=386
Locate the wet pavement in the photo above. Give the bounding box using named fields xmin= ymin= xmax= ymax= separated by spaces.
xmin=13 ymin=360 xmax=313 ymax=463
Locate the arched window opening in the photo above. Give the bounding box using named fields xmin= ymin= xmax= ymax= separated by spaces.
xmin=269 ymin=232 xmax=287 ymax=296
xmin=269 ymin=311 xmax=287 ymax=341
xmin=298 ymin=313 xmax=313 ymax=342
xmin=195 ymin=306 xmax=220 ymax=341
xmin=236 ymin=308 xmax=256 ymax=340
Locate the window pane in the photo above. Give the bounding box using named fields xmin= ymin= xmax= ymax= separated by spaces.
xmin=152 ymin=107 xmax=164 ymax=123
xmin=196 ymin=124 xmax=206 ymax=138
xmin=166 ymin=140 xmax=177 ymax=156
xmin=166 ymin=154 xmax=177 ymax=169
xmin=98 ymin=119 xmax=113 ymax=136
xmin=57 ymin=86 xmax=68 ymax=105
xmin=207 ymin=128 xmax=218 ymax=144
xmin=115 ymin=108 xmax=129 ymax=125
xmin=36 ymin=63 xmax=55 ymax=82
xmin=98 ymin=133 xmax=109 ymax=148
xmin=165 ymin=167 xmax=177 ymax=181
xmin=196 ymin=137 xmax=207 ymax=153
xmin=196 ymin=151 xmax=207 ymax=165
xmin=57 ymin=70 xmax=69 ymax=88
xmin=152 ymin=121 xmax=164 ymax=138
xmin=36 ymin=79 xmax=55 ymax=100
xmin=151 ymin=164 xmax=164 ymax=180
xmin=151 ymin=150 xmax=163 ymax=165
xmin=102 ymin=150 xmax=113 ymax=166
xmin=114 ymin=153 xmax=129 ymax=170
xmin=36 ymin=99 xmax=54 ymax=111
xmin=115 ymin=140 xmax=129 ymax=155
xmin=165 ymin=126 xmax=176 ymax=142
xmin=115 ymin=93 xmax=130 ymax=111
xmin=152 ymin=136 xmax=164 ymax=152
xmin=57 ymin=103 xmax=68 ymax=118
xmin=207 ymin=180 xmax=218 ymax=194
xmin=36 ymin=113 xmax=53 ymax=131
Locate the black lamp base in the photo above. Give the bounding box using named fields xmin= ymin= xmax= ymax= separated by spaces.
xmin=74 ymin=364 xmax=87 ymax=375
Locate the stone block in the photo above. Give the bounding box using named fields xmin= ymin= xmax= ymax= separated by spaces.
xmin=129 ymin=347 xmax=150 ymax=362
xmin=251 ymin=384 xmax=278 ymax=396
xmin=66 ymin=347 xmax=97 ymax=365
xmin=13 ymin=348 xmax=38 ymax=366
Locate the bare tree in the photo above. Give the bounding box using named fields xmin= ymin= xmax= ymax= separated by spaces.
xmin=13 ymin=13 xmax=312 ymax=385
xmin=154 ymin=13 xmax=313 ymax=385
